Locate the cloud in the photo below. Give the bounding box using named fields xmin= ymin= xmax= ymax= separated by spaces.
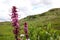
xmin=51 ymin=0 xmax=60 ymax=8
xmin=0 ymin=0 xmax=60 ymax=22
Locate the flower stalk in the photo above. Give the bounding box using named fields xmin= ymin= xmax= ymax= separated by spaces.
xmin=24 ymin=22 xmax=29 ymax=40
xmin=11 ymin=6 xmax=20 ymax=40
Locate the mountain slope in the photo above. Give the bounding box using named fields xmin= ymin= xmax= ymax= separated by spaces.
xmin=20 ymin=8 xmax=60 ymax=30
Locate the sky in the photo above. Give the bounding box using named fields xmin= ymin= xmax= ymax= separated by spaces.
xmin=0 ymin=0 xmax=60 ymax=22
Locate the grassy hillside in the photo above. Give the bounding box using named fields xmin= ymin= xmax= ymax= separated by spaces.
xmin=23 ymin=8 xmax=60 ymax=30
xmin=0 ymin=8 xmax=60 ymax=40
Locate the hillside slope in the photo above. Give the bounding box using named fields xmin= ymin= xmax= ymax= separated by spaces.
xmin=20 ymin=8 xmax=60 ymax=30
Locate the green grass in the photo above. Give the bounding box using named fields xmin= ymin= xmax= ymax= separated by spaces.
xmin=0 ymin=8 xmax=60 ymax=40
xmin=0 ymin=22 xmax=15 ymax=40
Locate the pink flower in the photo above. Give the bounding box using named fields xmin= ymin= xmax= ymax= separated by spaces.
xmin=12 ymin=6 xmax=17 ymax=13
xmin=11 ymin=6 xmax=20 ymax=40
xmin=24 ymin=22 xmax=29 ymax=39
xmin=11 ymin=6 xmax=19 ymax=28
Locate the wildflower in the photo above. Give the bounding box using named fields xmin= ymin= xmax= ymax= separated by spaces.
xmin=20 ymin=34 xmax=25 ymax=40
xmin=11 ymin=6 xmax=20 ymax=40
xmin=20 ymin=34 xmax=25 ymax=37
xmin=24 ymin=22 xmax=29 ymax=40
xmin=11 ymin=6 xmax=19 ymax=28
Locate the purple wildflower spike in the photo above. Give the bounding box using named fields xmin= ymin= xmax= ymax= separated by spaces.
xmin=11 ymin=6 xmax=20 ymax=40
xmin=11 ymin=6 xmax=19 ymax=28
xmin=24 ymin=22 xmax=29 ymax=40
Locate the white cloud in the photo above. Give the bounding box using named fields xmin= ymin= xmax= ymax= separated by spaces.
xmin=0 ymin=0 xmax=60 ymax=22
xmin=51 ymin=0 xmax=60 ymax=8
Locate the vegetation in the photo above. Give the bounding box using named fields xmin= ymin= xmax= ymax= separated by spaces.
xmin=0 ymin=8 xmax=60 ymax=40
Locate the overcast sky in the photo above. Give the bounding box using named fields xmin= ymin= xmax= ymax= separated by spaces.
xmin=0 ymin=0 xmax=60 ymax=22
